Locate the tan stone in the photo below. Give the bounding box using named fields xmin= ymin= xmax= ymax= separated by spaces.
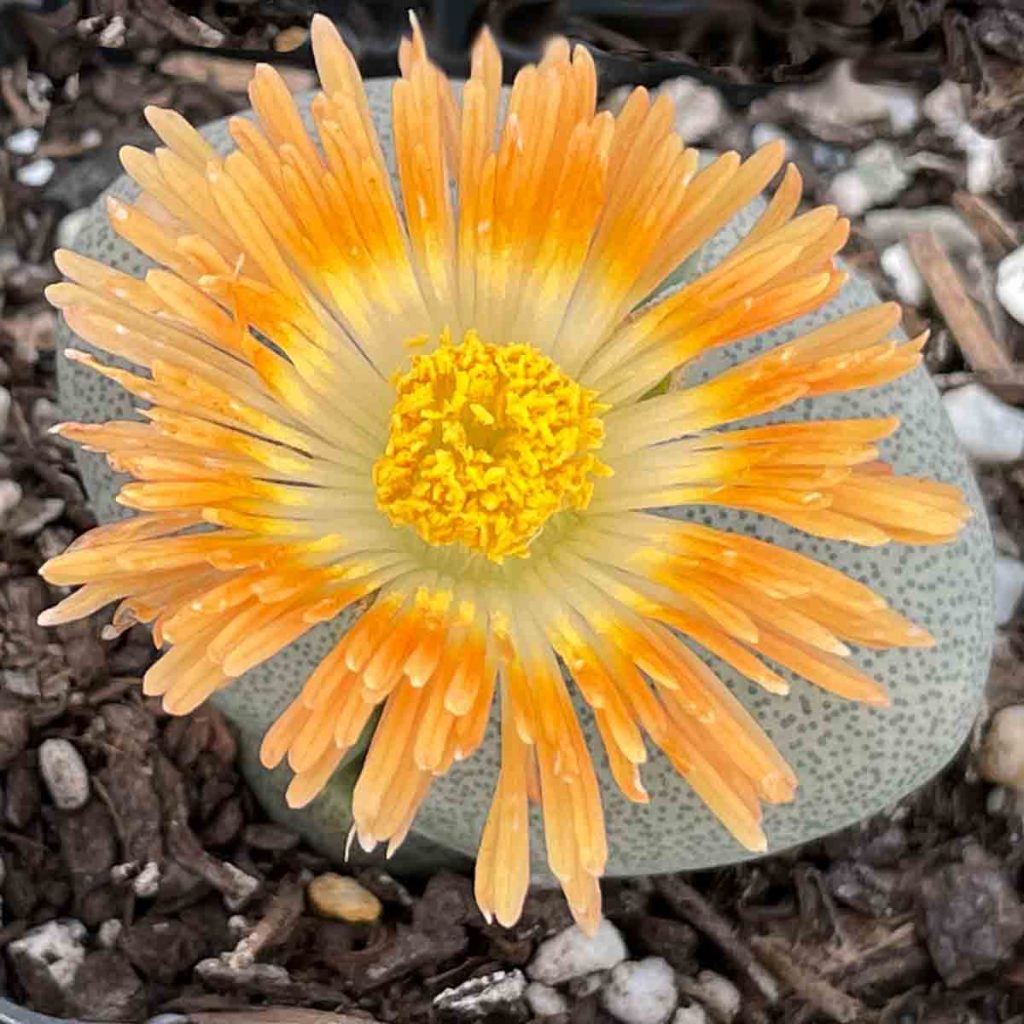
xmin=306 ymin=873 xmax=382 ymax=923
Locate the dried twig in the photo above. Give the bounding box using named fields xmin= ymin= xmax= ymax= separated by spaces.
xmin=188 ymin=1012 xmax=373 ymax=1024
xmin=906 ymin=230 xmax=1013 ymax=374
xmin=750 ymin=935 xmax=867 ymax=1023
xmin=154 ymin=753 xmax=261 ymax=909
xmin=952 ymin=192 xmax=1020 ymax=258
xmin=224 ymin=875 xmax=307 ymax=969
xmin=657 ymin=876 xmax=779 ymax=1003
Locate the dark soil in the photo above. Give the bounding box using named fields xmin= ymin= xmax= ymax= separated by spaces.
xmin=2 ymin=2 xmax=1024 ymax=1022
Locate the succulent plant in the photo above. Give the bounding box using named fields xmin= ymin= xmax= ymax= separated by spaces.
xmin=48 ymin=17 xmax=992 ymax=930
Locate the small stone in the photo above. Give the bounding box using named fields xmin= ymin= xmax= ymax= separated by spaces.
xmin=994 ymin=558 xmax=1024 ymax=627
xmin=16 ymin=157 xmax=55 ymax=187
xmin=689 ymin=971 xmax=741 ymax=1024
xmin=133 ymin=859 xmax=161 ymax=898
xmin=750 ymin=122 xmax=795 ymax=156
xmin=434 ymin=969 xmax=528 ymax=1020
xmin=920 ymin=850 xmax=1024 ymax=985
xmin=861 ymin=207 xmax=979 ymax=255
xmin=0 ymin=479 xmax=21 ymax=519
xmin=673 ymin=1004 xmax=710 ymax=1024
xmin=605 ymin=79 xmax=728 ymax=144
xmin=0 ymin=704 xmax=30 ymax=769
xmin=56 ymin=207 xmax=92 ymax=251
xmin=750 ymin=61 xmax=919 ymax=141
xmin=602 ymin=958 xmax=678 ymax=1024
xmin=942 ymin=383 xmax=1024 ymax=463
xmin=31 ymin=395 xmax=61 ymax=435
xmin=3 ymin=667 xmax=40 ymax=699
xmin=39 ymin=738 xmax=90 ymax=810
xmin=980 ymin=705 xmax=1024 ymax=787
xmin=827 ymin=141 xmax=910 ymax=216
xmin=7 ymin=918 xmax=87 ymax=1016
xmin=9 ymin=496 xmax=65 ymax=538
xmin=528 ymin=919 xmax=627 ymax=985
xmin=655 ymin=78 xmax=729 ymax=144
xmin=97 ymin=919 xmax=122 ymax=948
xmin=120 ymin=916 xmax=207 ymax=982
xmin=880 ymin=243 xmax=927 ymax=307
xmin=68 ymin=950 xmax=146 ymax=1021
xmin=996 ymin=245 xmax=1024 ymax=326
xmin=6 ymin=127 xmax=40 ymax=155
xmin=526 ymin=981 xmax=569 ymax=1017
xmin=307 ymin=872 xmax=383 ymax=923
xmin=923 ymin=81 xmax=1009 ymax=195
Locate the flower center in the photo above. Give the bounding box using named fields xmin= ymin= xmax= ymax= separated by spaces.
xmin=373 ymin=330 xmax=610 ymax=562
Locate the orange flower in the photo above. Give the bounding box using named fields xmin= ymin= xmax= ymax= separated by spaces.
xmin=42 ymin=15 xmax=968 ymax=931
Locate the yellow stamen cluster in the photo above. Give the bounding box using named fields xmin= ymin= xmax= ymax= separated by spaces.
xmin=374 ymin=331 xmax=610 ymax=561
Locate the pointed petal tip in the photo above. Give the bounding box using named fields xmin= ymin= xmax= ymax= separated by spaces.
xmin=36 ymin=607 xmax=61 ymax=628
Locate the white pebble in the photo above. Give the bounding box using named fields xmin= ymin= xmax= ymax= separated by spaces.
xmin=16 ymin=158 xmax=55 ymax=187
xmin=133 ymin=860 xmax=161 ymax=898
xmin=880 ymin=242 xmax=927 ymax=306
xmin=657 ymin=77 xmax=729 ymax=144
xmin=97 ymin=918 xmax=123 ymax=948
xmin=526 ymin=981 xmax=569 ymax=1017
xmin=994 ymin=558 xmax=1024 ymax=627
xmin=602 ymin=958 xmax=678 ymax=1024
xmin=673 ymin=1005 xmax=710 ymax=1024
xmin=38 ymin=737 xmax=90 ymax=810
xmin=753 ymin=61 xmax=919 ymax=137
xmin=528 ymin=919 xmax=627 ymax=985
xmin=57 ymin=207 xmax=91 ymax=249
xmin=924 ymin=81 xmax=1008 ymax=195
xmin=942 ymin=383 xmax=1024 ymax=463
xmin=690 ymin=971 xmax=741 ymax=1024
xmin=6 ymin=127 xmax=39 ymax=155
xmin=8 ymin=919 xmax=86 ymax=990
xmin=827 ymin=141 xmax=909 ymax=216
xmin=997 ymin=245 xmax=1024 ymax=327
xmin=980 ymin=705 xmax=1024 ymax=787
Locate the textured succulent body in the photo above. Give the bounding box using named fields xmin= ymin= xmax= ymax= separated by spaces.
xmin=43 ymin=15 xmax=980 ymax=930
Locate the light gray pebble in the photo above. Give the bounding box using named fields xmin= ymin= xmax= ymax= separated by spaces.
xmin=8 ymin=918 xmax=87 ymax=990
xmin=601 ymin=958 xmax=678 ymax=1024
xmin=528 ymin=919 xmax=627 ymax=985
xmin=6 ymin=127 xmax=40 ymax=155
xmin=133 ymin=860 xmax=161 ymax=898
xmin=16 ymin=158 xmax=55 ymax=187
xmin=0 ymin=480 xmax=22 ymax=519
xmin=688 ymin=971 xmax=741 ymax=1024
xmin=526 ymin=981 xmax=569 ymax=1017
xmin=97 ymin=918 xmax=123 ymax=948
xmin=38 ymin=738 xmax=90 ymax=811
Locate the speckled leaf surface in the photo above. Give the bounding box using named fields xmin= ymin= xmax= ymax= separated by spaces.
xmin=56 ymin=81 xmax=993 ymax=878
